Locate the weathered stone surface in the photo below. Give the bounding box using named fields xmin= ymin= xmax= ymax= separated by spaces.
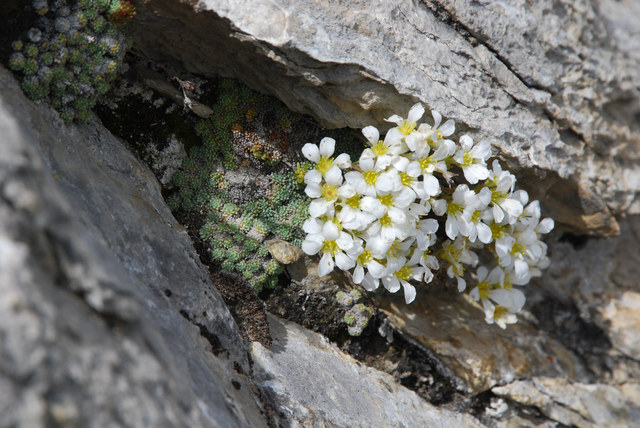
xmin=377 ymin=285 xmax=589 ymax=394
xmin=543 ymin=216 xmax=640 ymax=364
xmin=0 ymin=66 xmax=266 ymax=427
xmin=251 ymin=315 xmax=484 ymax=428
xmin=492 ymin=377 xmax=640 ymax=428
xmin=130 ymin=0 xmax=640 ymax=235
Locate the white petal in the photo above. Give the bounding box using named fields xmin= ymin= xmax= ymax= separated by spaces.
xmin=318 ymin=253 xmax=335 ymax=277
xmin=432 ymin=199 xmax=447 ymax=216
xmin=322 ymin=221 xmax=340 ymax=240
xmin=325 ymin=165 xmax=343 ymax=185
xmin=367 ymin=260 xmax=387 ymax=278
xmin=384 ymin=114 xmax=403 ymax=125
xmin=334 ymin=153 xmax=352 ymax=169
xmin=395 ymin=188 xmax=415 ymax=208
xmin=423 ymin=174 xmax=440 ymax=196
xmin=431 ymin=110 xmax=442 ymax=128
xmin=304 ymin=169 xmax=322 ymax=184
xmin=470 ymin=140 xmax=491 ymax=160
xmin=456 ymin=276 xmax=467 ymax=292
xmin=440 ymin=119 xmax=455 ymax=136
xmin=464 ymin=164 xmax=489 ymax=185
xmin=319 ymin=137 xmax=335 ymax=157
xmin=501 ymin=199 xmax=524 ymax=222
xmin=305 ymin=183 xmax=322 ymax=199
xmin=336 ymin=231 xmax=354 ymax=251
xmin=302 ymin=143 xmax=320 ymax=162
xmin=459 ymin=134 xmax=474 ymax=151
xmin=309 ymin=199 xmax=327 ymax=218
xmin=353 ymin=264 xmax=365 ymax=284
xmin=362 ymin=274 xmax=379 ymax=291
xmin=477 ymin=222 xmax=493 ymax=244
xmin=403 ymin=282 xmax=417 ymax=304
xmin=303 ymin=218 xmax=322 ymax=234
xmin=538 ymin=218 xmax=554 ymax=234
xmin=445 ymin=217 xmax=458 ymax=240
xmin=301 ymin=239 xmax=322 ymax=255
xmin=362 ymin=125 xmax=380 ymax=144
xmin=376 ymin=174 xmax=394 ymax=193
xmin=408 ymin=103 xmax=425 ymax=123
xmin=383 ymin=276 xmax=401 ymax=293
xmin=335 ymin=252 xmax=355 ymax=271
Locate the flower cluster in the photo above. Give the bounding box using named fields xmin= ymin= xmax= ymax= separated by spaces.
xmin=300 ymin=104 xmax=554 ymax=328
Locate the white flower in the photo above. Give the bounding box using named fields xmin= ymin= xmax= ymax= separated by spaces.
xmin=441 ymin=184 xmax=478 ymax=240
xmin=301 ymin=219 xmax=355 ymax=277
xmin=344 ymin=157 xmax=400 ymax=197
xmin=453 ymin=135 xmax=491 ymax=184
xmin=305 ymin=165 xmax=349 ymax=218
xmin=349 ymin=242 xmax=388 ymax=286
xmin=336 ymin=191 xmax=376 ymax=231
xmin=380 ymin=257 xmax=424 ymax=303
xmin=466 ymin=187 xmax=493 ymax=244
xmin=360 ymin=125 xmax=407 ymax=168
xmin=385 ymin=103 xmax=425 ymax=136
xmin=485 ymin=160 xmax=523 ymax=224
xmin=427 ymin=110 xmax=456 ymax=146
xmin=302 ymin=137 xmax=351 ymax=178
xmin=439 ymin=237 xmax=478 ymax=292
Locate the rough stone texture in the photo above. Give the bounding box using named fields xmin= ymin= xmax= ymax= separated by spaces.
xmin=0 ymin=66 xmax=267 ymax=427
xmin=492 ymin=378 xmax=640 ymax=428
xmin=251 ymin=315 xmax=484 ymax=428
xmin=377 ymin=287 xmax=590 ymax=394
xmin=130 ymin=0 xmax=640 ymax=236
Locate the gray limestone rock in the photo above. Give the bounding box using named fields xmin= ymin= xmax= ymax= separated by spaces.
xmin=0 ymin=66 xmax=266 ymax=428
xmin=492 ymin=377 xmax=640 ymax=428
xmin=251 ymin=315 xmax=484 ymax=428
xmin=130 ymin=0 xmax=640 ymax=236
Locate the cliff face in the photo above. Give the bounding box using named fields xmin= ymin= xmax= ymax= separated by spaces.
xmin=129 ymin=0 xmax=640 ymax=237
xmin=2 ymin=1 xmax=640 ymax=427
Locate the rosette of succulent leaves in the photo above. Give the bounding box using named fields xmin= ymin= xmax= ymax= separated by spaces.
xmin=8 ymin=0 xmax=135 ymax=122
xmin=301 ymin=104 xmax=554 ymax=328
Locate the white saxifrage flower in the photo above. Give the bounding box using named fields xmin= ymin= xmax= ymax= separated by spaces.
xmin=298 ymin=103 xmax=554 ymax=328
xmin=301 ymin=218 xmax=355 ymax=277
xmin=453 ymin=135 xmax=491 ymax=184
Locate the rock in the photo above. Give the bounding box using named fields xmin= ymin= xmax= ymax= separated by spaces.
xmin=377 ymin=285 xmax=589 ymax=394
xmin=251 ymin=314 xmax=484 ymax=428
xmin=539 ymin=216 xmax=640 ymax=371
xmin=492 ymin=377 xmax=640 ymax=428
xmin=129 ymin=0 xmax=640 ymax=236
xmin=0 ymin=66 xmax=266 ymax=427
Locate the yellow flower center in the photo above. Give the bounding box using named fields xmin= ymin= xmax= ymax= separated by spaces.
xmin=396 ymin=265 xmax=413 ymax=280
xmin=462 ymin=152 xmax=474 ymax=167
xmin=371 ymin=140 xmax=388 ymax=156
xmin=511 ymin=243 xmax=526 ymax=256
xmin=346 ymin=194 xmax=361 ymax=209
xmin=471 ymin=210 xmax=483 ymax=223
xmin=321 ymin=184 xmax=338 ymax=201
xmin=493 ymin=305 xmax=508 ymax=319
xmin=398 ymin=120 xmax=416 ymax=136
xmin=419 ymin=157 xmax=434 ymax=172
xmin=321 ymin=240 xmax=339 ymax=256
xmin=363 ymin=170 xmax=378 ymax=185
xmin=316 ymin=156 xmax=333 ymax=176
xmin=489 ymin=222 xmax=507 ymax=239
xmin=380 ymin=213 xmax=393 ymax=227
xmin=400 ymin=172 xmax=415 ymax=187
xmin=387 ymin=240 xmax=402 ymax=258
xmin=357 ymin=250 xmax=372 ymax=265
xmin=477 ymin=281 xmax=491 ymax=300
xmin=491 ymin=190 xmax=508 ymax=204
xmin=447 ymin=202 xmax=463 ymax=216
xmin=378 ymin=194 xmax=394 ymax=207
